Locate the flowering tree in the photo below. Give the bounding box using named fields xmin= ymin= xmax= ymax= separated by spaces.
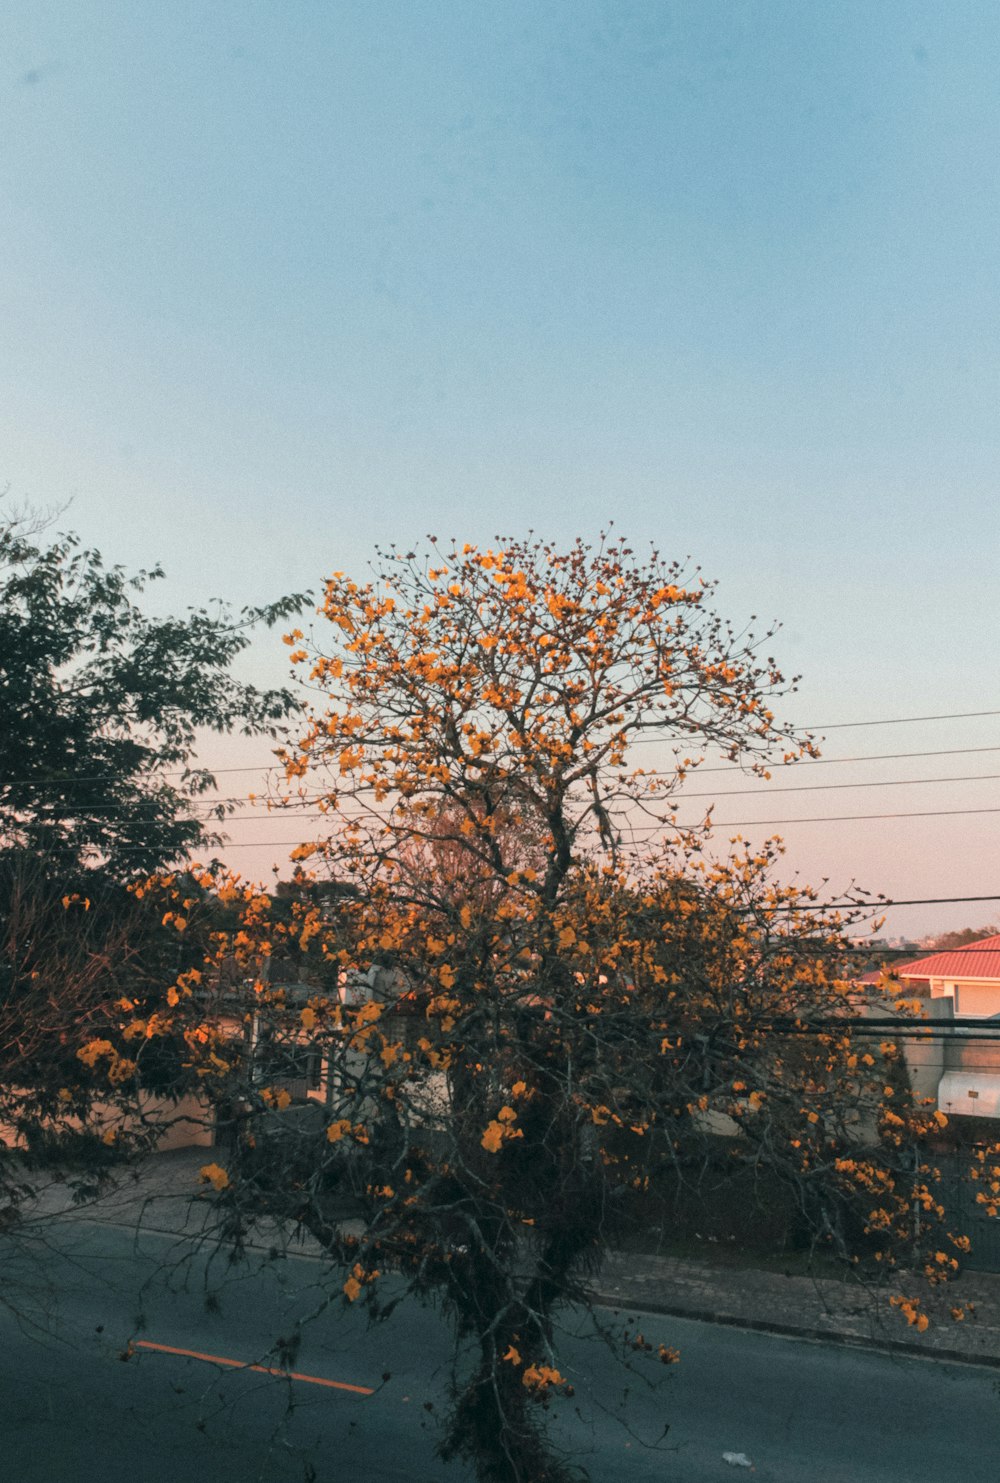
xmin=0 ymin=852 xmax=234 ymax=1230
xmin=91 ymin=537 xmax=997 ymax=1483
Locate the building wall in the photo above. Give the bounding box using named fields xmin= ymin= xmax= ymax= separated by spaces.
xmin=0 ymin=1090 xmax=216 ymax=1153
xmin=147 ymin=1092 xmax=216 ymax=1150
xmin=901 ymin=996 xmax=952 ymax=1103
xmin=946 ymin=981 xmax=1000 ymax=1017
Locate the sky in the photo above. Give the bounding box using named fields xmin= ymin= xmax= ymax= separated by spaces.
xmin=3 ymin=1 xmax=999 ymax=942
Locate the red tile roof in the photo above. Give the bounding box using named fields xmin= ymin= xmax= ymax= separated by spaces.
xmin=897 ymin=934 xmax=1000 ymax=982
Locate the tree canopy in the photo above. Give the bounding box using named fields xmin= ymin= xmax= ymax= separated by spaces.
xmin=0 ymin=514 xmax=306 ymax=882
xmin=924 ymin=923 xmax=999 ymax=951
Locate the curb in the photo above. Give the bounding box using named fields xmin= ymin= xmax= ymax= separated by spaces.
xmin=587 ymin=1289 xmax=1000 ymax=1371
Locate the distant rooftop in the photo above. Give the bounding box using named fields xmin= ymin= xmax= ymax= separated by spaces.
xmin=896 ymin=934 xmax=1000 ymax=982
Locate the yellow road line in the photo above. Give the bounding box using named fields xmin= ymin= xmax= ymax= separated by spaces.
xmin=135 ymin=1339 xmax=374 ymax=1395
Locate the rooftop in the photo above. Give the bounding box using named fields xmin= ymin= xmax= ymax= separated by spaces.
xmin=897 ymin=934 xmax=1000 ymax=982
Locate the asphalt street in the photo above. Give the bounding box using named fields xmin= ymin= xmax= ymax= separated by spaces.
xmin=2 ymin=1219 xmax=997 ymax=1482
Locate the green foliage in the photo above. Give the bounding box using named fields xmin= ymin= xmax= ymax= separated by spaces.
xmin=925 ymin=924 xmax=999 ymax=951
xmin=0 ymin=514 xmax=308 ymax=882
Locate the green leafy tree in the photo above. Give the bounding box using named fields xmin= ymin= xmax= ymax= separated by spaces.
xmin=923 ymin=924 xmax=999 ymax=951
xmin=0 ymin=513 xmax=306 ymax=881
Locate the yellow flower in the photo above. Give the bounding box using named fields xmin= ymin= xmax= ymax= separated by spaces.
xmin=521 ymin=1364 xmax=564 ymax=1390
xmin=481 ymin=1121 xmax=505 ymax=1153
xmin=77 ymin=1038 xmax=114 ymax=1067
xmin=199 ymin=1163 xmax=230 ymax=1192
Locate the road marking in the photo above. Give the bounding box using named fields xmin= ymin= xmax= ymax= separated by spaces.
xmin=135 ymin=1340 xmax=374 ymax=1394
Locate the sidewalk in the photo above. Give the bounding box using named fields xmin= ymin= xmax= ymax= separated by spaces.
xmin=30 ymin=1148 xmax=1000 ymax=1368
xmin=590 ymin=1248 xmax=1000 ymax=1369
xmin=27 ymin=1145 xmax=221 ymax=1240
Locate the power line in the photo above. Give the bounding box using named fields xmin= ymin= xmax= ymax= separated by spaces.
xmin=13 ymin=746 xmax=1000 ymax=810
xmin=806 ymin=709 xmax=1000 ymax=731
xmin=844 ymin=893 xmax=1000 ymax=908
xmin=755 ymin=1017 xmax=987 ymax=1027
xmin=14 ymin=829 xmax=1000 ymax=917
xmin=24 ymin=798 xmax=329 ymax=820
xmin=628 ymin=708 xmax=1000 ymax=746
xmin=0 ymin=764 xmax=281 ymax=788
xmin=36 ymin=803 xmax=996 ymax=849
xmin=767 ymin=893 xmax=1000 ymax=914
xmin=15 ymin=793 xmax=1000 ymax=846
xmin=626 ymin=805 xmax=1000 ymax=834
xmin=751 ymin=1021 xmax=1000 ymax=1040
xmin=753 ymin=1018 xmax=1000 ymax=1040
xmin=196 ymin=770 xmax=1000 ymax=825
xmin=139 ymin=771 xmax=1000 ymax=825
xmin=7 ymin=710 xmax=1000 ymax=786
xmin=680 ymin=770 xmax=1000 ymax=799
xmin=690 ymin=745 xmax=1000 ymax=774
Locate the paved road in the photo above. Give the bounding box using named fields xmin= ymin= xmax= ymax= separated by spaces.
xmin=2 ymin=1219 xmax=996 ymax=1482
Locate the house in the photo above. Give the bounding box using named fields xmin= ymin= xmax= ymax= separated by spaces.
xmin=892 ymin=935 xmax=1000 ymax=1120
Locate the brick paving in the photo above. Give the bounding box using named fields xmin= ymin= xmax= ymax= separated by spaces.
xmin=27 ymin=1147 xmax=1000 ymax=1368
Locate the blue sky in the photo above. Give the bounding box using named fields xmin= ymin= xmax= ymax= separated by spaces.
xmin=3 ymin=2 xmax=999 ymax=936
